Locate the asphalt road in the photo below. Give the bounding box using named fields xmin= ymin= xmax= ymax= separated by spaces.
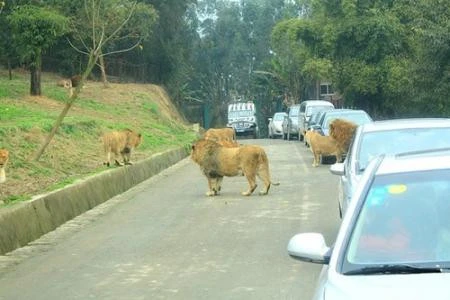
xmin=0 ymin=138 xmax=341 ymax=300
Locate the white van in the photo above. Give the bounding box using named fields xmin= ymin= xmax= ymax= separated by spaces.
xmin=298 ymin=100 xmax=334 ymax=141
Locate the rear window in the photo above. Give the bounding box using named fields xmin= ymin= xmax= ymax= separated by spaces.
xmin=306 ymin=105 xmax=333 ymax=116
xmin=289 ymin=106 xmax=300 ymax=116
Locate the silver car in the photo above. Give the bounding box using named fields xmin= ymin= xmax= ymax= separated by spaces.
xmin=289 ymin=149 xmax=450 ymax=300
xmin=268 ymin=112 xmax=287 ymax=138
xmin=330 ymin=118 xmax=450 ymax=218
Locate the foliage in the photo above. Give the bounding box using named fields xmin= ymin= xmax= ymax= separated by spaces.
xmin=7 ymin=5 xmax=69 ymax=66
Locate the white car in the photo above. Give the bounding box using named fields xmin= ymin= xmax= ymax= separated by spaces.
xmin=289 ymin=149 xmax=450 ymax=300
xmin=268 ymin=112 xmax=287 ymax=138
xmin=330 ymin=118 xmax=450 ymax=218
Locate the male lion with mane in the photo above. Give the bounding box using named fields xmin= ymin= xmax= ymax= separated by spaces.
xmin=102 ymin=129 xmax=142 ymax=167
xmin=0 ymin=149 xmax=9 ymax=183
xmin=329 ymin=118 xmax=357 ymax=154
xmin=191 ymin=139 xmax=279 ymax=196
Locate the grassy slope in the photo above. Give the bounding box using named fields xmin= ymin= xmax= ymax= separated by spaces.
xmin=0 ymin=68 xmax=197 ymax=205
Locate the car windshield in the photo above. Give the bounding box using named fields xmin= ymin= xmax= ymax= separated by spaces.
xmin=357 ymin=128 xmax=450 ymax=171
xmin=324 ymin=113 xmax=371 ymax=129
xmin=306 ymin=105 xmax=333 ymax=116
xmin=289 ymin=106 xmax=300 ymax=117
xmin=229 ymin=110 xmax=254 ymax=118
xmin=343 ymin=169 xmax=450 ymax=274
xmin=274 ymin=114 xmax=285 ymax=121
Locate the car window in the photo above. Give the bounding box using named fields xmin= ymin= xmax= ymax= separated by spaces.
xmin=343 ymin=169 xmax=450 ymax=272
xmin=324 ymin=113 xmax=371 ymax=129
xmin=289 ymin=106 xmax=300 ymax=116
xmin=357 ymin=128 xmax=450 ymax=172
xmin=274 ymin=113 xmax=286 ymax=121
xmin=306 ymin=105 xmax=333 ymax=116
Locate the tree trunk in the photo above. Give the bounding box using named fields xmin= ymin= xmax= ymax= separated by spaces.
xmin=8 ymin=60 xmax=12 ymax=80
xmin=33 ymin=51 xmax=99 ymax=161
xmin=30 ymin=52 xmax=42 ymax=96
xmin=99 ymin=54 xmax=110 ymax=87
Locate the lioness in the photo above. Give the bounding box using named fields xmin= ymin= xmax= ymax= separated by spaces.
xmin=306 ymin=130 xmax=342 ymax=167
xmin=0 ymin=149 xmax=9 ymax=183
xmin=203 ymin=127 xmax=236 ymax=143
xmin=191 ymin=139 xmax=279 ymax=196
xmin=102 ymin=129 xmax=142 ymax=167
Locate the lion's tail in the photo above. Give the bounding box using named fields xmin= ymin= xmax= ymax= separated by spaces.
xmin=258 ymin=149 xmax=280 ymax=186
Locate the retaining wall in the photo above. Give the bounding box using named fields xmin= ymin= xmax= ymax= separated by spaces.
xmin=0 ymin=147 xmax=189 ymax=255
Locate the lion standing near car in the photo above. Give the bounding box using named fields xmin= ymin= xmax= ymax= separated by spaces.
xmin=329 ymin=119 xmax=357 ymax=154
xmin=102 ymin=129 xmax=142 ymax=167
xmin=191 ymin=139 xmax=279 ymax=196
xmin=0 ymin=149 xmax=9 ymax=183
xmin=306 ymin=130 xmax=342 ymax=167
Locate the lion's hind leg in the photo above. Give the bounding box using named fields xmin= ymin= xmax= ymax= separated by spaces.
xmin=257 ymin=168 xmax=272 ymax=195
xmin=242 ymin=170 xmax=257 ymax=196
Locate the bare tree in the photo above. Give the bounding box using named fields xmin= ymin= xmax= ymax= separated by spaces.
xmin=33 ymin=0 xmax=157 ymax=161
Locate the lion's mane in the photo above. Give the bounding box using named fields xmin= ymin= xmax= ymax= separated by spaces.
xmin=329 ymin=118 xmax=357 ymax=153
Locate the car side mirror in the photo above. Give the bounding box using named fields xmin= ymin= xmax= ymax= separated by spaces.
xmin=330 ymin=163 xmax=345 ymax=176
xmin=287 ymin=233 xmax=330 ymax=265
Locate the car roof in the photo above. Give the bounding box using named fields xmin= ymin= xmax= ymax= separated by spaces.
xmin=301 ymin=100 xmax=334 ymax=106
xmin=359 ymin=118 xmax=450 ymax=133
xmin=322 ymin=109 xmax=365 ymax=116
xmin=274 ymin=112 xmax=287 ymax=116
xmin=375 ymin=148 xmax=450 ymax=175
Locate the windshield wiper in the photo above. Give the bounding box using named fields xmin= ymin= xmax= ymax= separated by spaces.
xmin=344 ymin=264 xmax=449 ymax=275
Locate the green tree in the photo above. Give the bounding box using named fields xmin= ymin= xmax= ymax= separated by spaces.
xmin=7 ymin=5 xmax=69 ymax=95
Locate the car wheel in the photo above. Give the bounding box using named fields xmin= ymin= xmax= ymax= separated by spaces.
xmin=299 ymin=133 xmax=304 ymax=142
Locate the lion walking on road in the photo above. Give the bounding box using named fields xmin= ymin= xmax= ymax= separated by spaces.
xmin=191 ymin=139 xmax=279 ymax=196
xmin=102 ymin=129 xmax=142 ymax=167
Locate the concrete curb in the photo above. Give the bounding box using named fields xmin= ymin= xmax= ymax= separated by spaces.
xmin=0 ymin=147 xmax=189 ymax=255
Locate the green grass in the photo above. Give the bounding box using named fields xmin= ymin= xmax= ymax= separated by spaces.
xmin=0 ymin=68 xmax=197 ymax=206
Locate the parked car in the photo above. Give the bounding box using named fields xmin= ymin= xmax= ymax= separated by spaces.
xmin=288 ymin=148 xmax=450 ymax=300
xmin=298 ymin=100 xmax=334 ymax=142
xmin=282 ymin=104 xmax=300 ymax=140
xmin=310 ymin=109 xmax=372 ymax=164
xmin=268 ymin=112 xmax=287 ymax=138
xmin=330 ymin=118 xmax=450 ymax=218
xmin=310 ymin=109 xmax=373 ymax=136
xmin=305 ymin=110 xmax=328 ymax=146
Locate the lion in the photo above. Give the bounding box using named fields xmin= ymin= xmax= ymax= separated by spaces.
xmin=191 ymin=139 xmax=279 ymax=196
xmin=0 ymin=149 xmax=9 ymax=183
xmin=102 ymin=129 xmax=142 ymax=167
xmin=203 ymin=127 xmax=236 ymax=143
xmin=329 ymin=118 xmax=357 ymax=154
xmin=306 ymin=131 xmax=342 ymax=167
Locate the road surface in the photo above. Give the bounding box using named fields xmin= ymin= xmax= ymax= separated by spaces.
xmin=0 ymin=138 xmax=341 ymax=300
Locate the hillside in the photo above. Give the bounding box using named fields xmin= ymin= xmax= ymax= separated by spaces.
xmin=0 ymin=69 xmax=198 ymax=205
